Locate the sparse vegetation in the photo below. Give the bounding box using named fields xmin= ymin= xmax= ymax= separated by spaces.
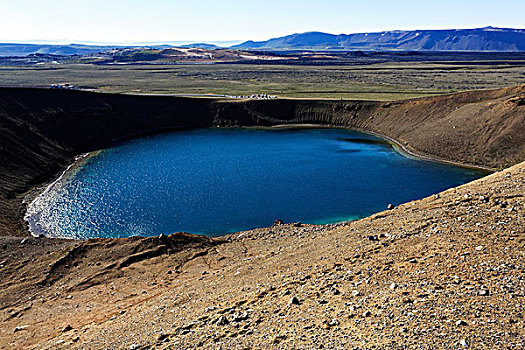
xmin=0 ymin=59 xmax=524 ymax=100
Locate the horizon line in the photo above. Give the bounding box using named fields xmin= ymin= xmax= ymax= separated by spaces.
xmin=0 ymin=25 xmax=523 ymax=47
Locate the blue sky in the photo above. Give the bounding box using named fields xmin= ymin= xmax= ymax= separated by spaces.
xmin=1 ymin=0 xmax=524 ymax=44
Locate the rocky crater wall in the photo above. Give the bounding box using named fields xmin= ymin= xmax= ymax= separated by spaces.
xmin=0 ymin=86 xmax=524 ymax=236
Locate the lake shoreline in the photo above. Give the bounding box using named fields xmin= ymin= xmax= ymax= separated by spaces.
xmin=259 ymin=124 xmax=495 ymax=172
xmin=23 ymin=151 xmax=102 ymax=238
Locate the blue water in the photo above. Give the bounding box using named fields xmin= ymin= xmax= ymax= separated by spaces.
xmin=26 ymin=128 xmax=486 ymax=239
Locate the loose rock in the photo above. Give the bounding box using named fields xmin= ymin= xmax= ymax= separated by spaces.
xmin=289 ymin=296 xmax=300 ymax=305
xmin=14 ymin=325 xmax=28 ymax=333
xmin=216 ymin=315 xmax=229 ymax=326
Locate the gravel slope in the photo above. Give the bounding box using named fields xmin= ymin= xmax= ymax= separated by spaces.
xmin=0 ymin=161 xmax=523 ymax=349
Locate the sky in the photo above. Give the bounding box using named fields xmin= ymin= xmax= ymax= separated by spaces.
xmin=1 ymin=0 xmax=524 ymax=44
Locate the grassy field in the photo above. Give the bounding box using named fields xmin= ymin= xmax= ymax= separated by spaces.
xmin=1 ymin=61 xmax=524 ymax=100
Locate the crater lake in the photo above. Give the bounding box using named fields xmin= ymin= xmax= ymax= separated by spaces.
xmin=25 ymin=128 xmax=486 ymax=238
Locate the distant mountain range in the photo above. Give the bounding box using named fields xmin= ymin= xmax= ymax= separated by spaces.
xmin=233 ymin=27 xmax=525 ymax=51
xmin=0 ymin=43 xmax=123 ymax=57
xmin=0 ymin=43 xmax=226 ymax=57
xmin=1 ymin=27 xmax=524 ymax=57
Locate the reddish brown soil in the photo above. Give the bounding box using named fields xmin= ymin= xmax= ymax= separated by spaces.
xmin=0 ymin=162 xmax=523 ymax=349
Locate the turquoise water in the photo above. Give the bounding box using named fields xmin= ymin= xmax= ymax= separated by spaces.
xmin=26 ymin=128 xmax=486 ymax=238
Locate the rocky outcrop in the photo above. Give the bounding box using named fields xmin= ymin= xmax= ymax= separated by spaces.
xmin=0 ymin=85 xmax=524 ymax=236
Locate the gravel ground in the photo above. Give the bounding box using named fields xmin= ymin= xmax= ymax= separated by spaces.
xmin=1 ymin=162 xmax=523 ymax=349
